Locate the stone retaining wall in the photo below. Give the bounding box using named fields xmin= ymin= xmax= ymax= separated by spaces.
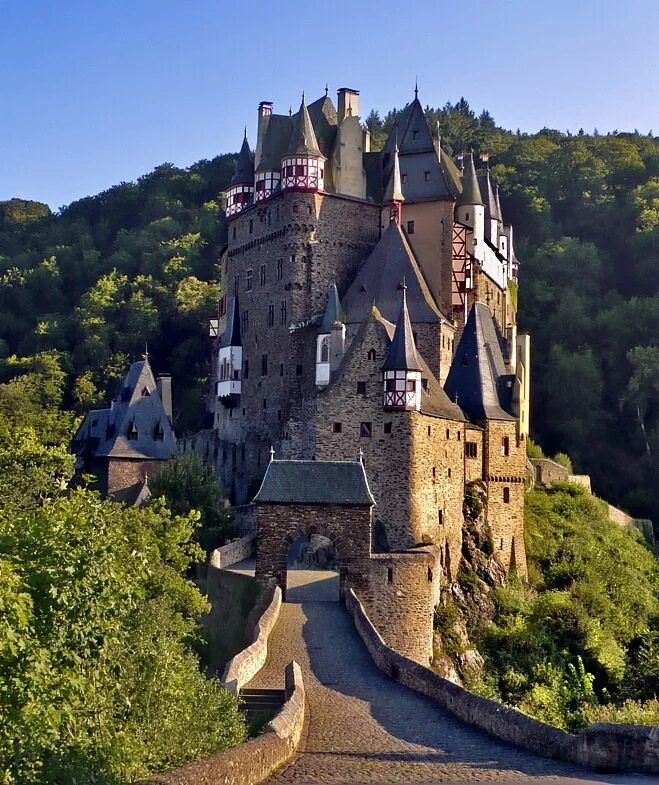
xmin=345 ymin=589 xmax=659 ymax=774
xmin=209 ymin=534 xmax=256 ymax=569
xmin=136 ymin=661 xmax=305 ymax=785
xmin=221 ymin=585 xmax=282 ymax=692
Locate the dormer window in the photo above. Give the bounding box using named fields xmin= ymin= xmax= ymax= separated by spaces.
xmin=141 ymin=386 xmax=150 ymax=397
xmin=128 ymin=422 xmax=139 ymax=441
xmin=412 ymin=130 xmax=419 ymax=140
xmin=424 ymin=171 xmax=431 ymax=182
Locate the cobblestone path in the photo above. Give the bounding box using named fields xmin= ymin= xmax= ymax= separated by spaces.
xmin=247 ymin=589 xmax=652 ymax=784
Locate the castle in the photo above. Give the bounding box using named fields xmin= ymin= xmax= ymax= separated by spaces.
xmin=202 ymin=86 xmax=530 ymax=663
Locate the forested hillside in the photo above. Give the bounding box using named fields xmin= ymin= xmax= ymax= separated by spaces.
xmin=1 ymin=99 xmax=658 ymax=524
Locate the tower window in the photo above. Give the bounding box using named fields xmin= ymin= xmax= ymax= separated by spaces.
xmin=428 ymin=567 xmax=433 ymax=582
xmin=499 ymin=537 xmax=504 ymax=550
xmin=360 ymin=422 xmax=372 ymax=438
xmin=465 ymin=442 xmax=478 ymax=458
xmin=446 ymin=429 xmax=450 ymax=439
xmin=296 ymin=364 xmax=303 ymax=375
xmin=407 ymin=220 xmax=415 ymax=234
xmin=367 ymin=348 xmax=376 ymax=361
xmin=141 ymin=386 xmax=150 ymax=397
xmin=447 ymin=468 xmax=452 ymax=478
xmin=246 ymin=269 xmax=253 ymax=291
xmin=466 ymin=212 xmax=470 ymax=221
xmin=501 ymin=436 xmax=510 ymax=457
xmin=432 ymin=466 xmax=436 ymax=478
xmin=279 ymin=362 xmax=284 ymax=377
xmin=457 ymin=431 xmax=461 ymax=441
xmin=249 ymin=219 xmax=253 ymax=234
xmin=263 ymin=398 xmax=267 ymax=409
xmin=412 ymin=129 xmax=419 ymax=140
xmin=280 ymin=300 xmax=287 ymax=325
xmin=356 ymin=381 xmax=366 ymax=395
xmin=428 ymin=426 xmax=432 ymax=436
xmin=503 ymin=487 xmax=510 ymax=503
xmin=232 ymin=226 xmax=237 ymax=240
xmin=384 ymin=422 xmax=392 ymax=434
xmin=333 ymin=422 xmax=342 ymax=434
xmin=260 ymin=264 xmax=266 ymax=286
xmin=438 ymin=509 xmax=443 ymax=525
xmin=387 ymin=567 xmax=393 ymax=583
xmin=277 ymin=259 xmax=283 ymax=280
xmin=268 ymin=304 xmax=274 ymax=327
xmin=241 ymin=310 xmax=249 ymax=334
xmin=424 ymin=171 xmax=431 ymax=182
xmin=277 ymin=409 xmax=282 ymax=421
xmin=127 ymin=422 xmax=138 ymax=441
xmin=261 ymin=354 xmax=268 ymax=376
xmin=243 ymin=359 xmax=249 ymax=379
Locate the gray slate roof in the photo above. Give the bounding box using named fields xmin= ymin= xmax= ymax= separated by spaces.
xmin=71 ymin=358 xmax=177 ymax=460
xmin=256 ymin=114 xmax=293 ymax=172
xmin=457 ymin=152 xmax=484 ymax=207
xmin=254 ymin=460 xmax=375 ymax=506
xmin=320 ymin=284 xmax=344 ymax=332
xmin=342 ymin=221 xmax=445 ymax=324
xmin=230 ymin=136 xmax=254 ymax=185
xmin=383 ymin=146 xmax=404 ymax=203
xmin=444 ymin=303 xmax=516 ymax=421
xmin=287 ymin=98 xmax=324 ymax=158
xmin=382 ymin=289 xmax=422 ymax=371
xmin=478 ymin=170 xmax=502 ymax=230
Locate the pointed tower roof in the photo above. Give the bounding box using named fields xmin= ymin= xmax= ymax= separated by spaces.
xmin=256 ymin=115 xmax=293 ymax=172
xmin=399 ymin=97 xmax=435 ymax=155
xmin=444 ymin=303 xmax=516 ymax=421
xmin=287 ymin=96 xmax=324 ymax=157
xmin=383 ymin=144 xmax=404 ymax=203
xmin=382 ymin=286 xmax=422 ymax=371
xmin=320 ymin=284 xmax=343 ymax=332
xmin=457 ymin=152 xmax=484 ymax=207
xmin=477 ymin=169 xmax=501 ymax=221
xmin=495 ymin=184 xmax=504 ymax=222
xmin=342 ymin=221 xmax=445 ymax=325
xmin=230 ymin=135 xmax=255 ymax=186
xmin=223 ymin=295 xmax=242 ymax=347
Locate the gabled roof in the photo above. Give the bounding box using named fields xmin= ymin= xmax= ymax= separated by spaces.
xmin=287 ymin=97 xmax=324 ymax=158
xmin=444 ymin=303 xmax=516 ymax=421
xmin=256 ymin=114 xmax=293 ymax=173
xmin=457 ymin=152 xmax=484 ymax=207
xmin=399 ymin=98 xmax=435 ymax=155
xmin=230 ymin=135 xmax=254 ymax=186
xmin=254 ymin=460 xmax=375 ymax=506
xmin=439 ymin=148 xmax=463 ymax=199
xmin=342 ymin=221 xmax=445 ymax=325
xmin=382 ymin=288 xmax=422 ymax=371
xmin=307 ymin=95 xmax=338 ymax=157
xmin=222 ymin=295 xmax=242 ymax=348
xmin=320 ymin=284 xmax=343 ymax=333
xmin=71 ymin=358 xmax=177 ymax=460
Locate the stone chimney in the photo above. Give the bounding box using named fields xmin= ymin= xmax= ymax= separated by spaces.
xmin=337 ymin=88 xmax=360 ymax=123
xmin=157 ymin=374 xmax=173 ymax=425
xmin=255 ymin=101 xmax=273 ymax=169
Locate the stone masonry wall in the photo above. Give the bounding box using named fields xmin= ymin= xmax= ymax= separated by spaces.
xmin=255 ymin=503 xmax=373 ymax=598
xmin=213 ymin=191 xmax=380 ymax=503
xmin=483 ymin=420 xmax=527 ymax=578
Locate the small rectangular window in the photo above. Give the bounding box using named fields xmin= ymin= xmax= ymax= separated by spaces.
xmin=260 ymin=264 xmax=266 ymax=286
xmin=263 ymin=398 xmax=267 ymax=409
xmin=234 ymin=274 xmax=240 ymax=294
xmin=280 ymin=300 xmax=287 ymax=325
xmin=360 ymin=422 xmax=372 ymax=438
xmin=232 ymin=226 xmax=237 ymax=240
xmin=503 ymin=487 xmax=510 ymax=503
xmin=277 ymin=259 xmax=283 ymax=280
xmin=243 ymin=359 xmax=249 ymax=379
xmin=438 ymin=510 xmax=443 ymax=525
xmin=333 ymin=422 xmax=342 ymax=434
xmin=261 ymin=354 xmax=268 ymax=376
xmin=246 ymin=269 xmax=253 ymax=291
xmin=387 ymin=567 xmax=393 ymax=583
xmin=249 ymin=219 xmax=253 ymax=234
xmin=268 ymin=304 xmax=274 ymax=327
xmin=465 ymin=442 xmax=478 ymax=459
xmin=501 ymin=436 xmax=510 ymax=457
xmin=407 ymin=220 xmax=415 ymax=234
xmin=424 ymin=171 xmax=431 ymax=182
xmin=296 ymin=364 xmax=303 ymax=376
xmin=356 ymin=381 xmax=366 ymax=395
xmin=279 ymin=362 xmax=284 ymax=377
xmin=384 ymin=422 xmax=392 ymax=434
xmin=241 ymin=310 xmax=249 ymax=334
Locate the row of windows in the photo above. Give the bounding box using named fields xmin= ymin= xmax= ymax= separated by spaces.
xmin=239 ymin=358 xmax=303 ymax=380
xmin=236 ymin=259 xmax=285 ymax=293
xmin=239 ymin=301 xmax=287 ymax=334
xmin=230 ymin=199 xmax=316 ymax=242
xmin=399 ymin=170 xmax=432 ymax=185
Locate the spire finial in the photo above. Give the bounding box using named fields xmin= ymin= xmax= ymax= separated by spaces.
xmin=301 ymin=90 xmax=305 ymax=103
xmin=414 ymin=77 xmax=418 ymax=99
xmin=269 ymin=445 xmax=275 ymax=462
xmin=401 ymin=275 xmax=407 ymax=292
xmin=289 ymin=105 xmax=292 ymax=117
xmin=358 ymin=447 xmax=364 ymax=464
xmin=325 ymin=83 xmax=329 ymax=97
xmin=143 ymin=342 xmax=149 ymax=360
xmin=243 ymin=125 xmax=247 ymax=140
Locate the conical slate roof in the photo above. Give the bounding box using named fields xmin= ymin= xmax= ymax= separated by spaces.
xmin=256 ymin=115 xmax=293 ymax=172
xmin=383 ymin=145 xmax=404 ymax=203
xmin=399 ymin=97 xmax=435 ymax=155
xmin=230 ymin=135 xmax=254 ymax=186
xmin=342 ymin=221 xmax=444 ymax=325
xmin=478 ymin=170 xmax=501 ymax=222
xmin=382 ymin=287 xmax=422 ymax=371
xmin=444 ymin=303 xmax=516 ymax=421
xmin=287 ymin=97 xmax=324 ymax=157
xmin=223 ymin=295 xmax=242 ymax=347
xmin=320 ymin=284 xmax=343 ymax=333
xmin=457 ymin=152 xmax=484 ymax=207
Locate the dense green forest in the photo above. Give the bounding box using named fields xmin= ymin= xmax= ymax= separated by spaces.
xmin=1 ymin=98 xmax=658 ymax=524
xmin=439 ymin=483 xmax=658 ymax=730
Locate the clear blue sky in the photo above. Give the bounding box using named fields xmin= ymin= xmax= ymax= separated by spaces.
xmin=1 ymin=0 xmax=657 ymax=210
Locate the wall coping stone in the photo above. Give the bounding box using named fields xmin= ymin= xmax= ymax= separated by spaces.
xmin=345 ymin=588 xmax=658 ymax=774
xmin=135 ymin=661 xmax=305 ymax=785
xmin=221 ymin=585 xmax=282 ymax=692
xmin=209 ymin=534 xmax=256 ymax=570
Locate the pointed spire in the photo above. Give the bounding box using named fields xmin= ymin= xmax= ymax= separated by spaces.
xmin=287 ymin=96 xmax=323 ymax=157
xmin=269 ymin=445 xmax=275 ymax=462
xmin=495 ymin=184 xmax=503 ymax=223
xmin=478 ymin=168 xmax=501 ymax=221
xmin=225 ymin=295 xmax=242 ymax=347
xmin=230 ymin=135 xmax=254 ymax=185
xmin=383 ymin=143 xmax=404 ymax=204
xmin=382 ymin=285 xmax=422 ymax=371
xmin=325 ymin=83 xmax=329 ymax=97
xmin=457 ymin=151 xmax=484 ymax=206
xmin=320 ymin=284 xmax=343 ymax=332
xmin=414 ymin=78 xmax=419 ymax=100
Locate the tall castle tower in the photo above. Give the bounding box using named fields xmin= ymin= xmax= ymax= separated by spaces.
xmin=186 ymin=85 xmax=531 ymax=662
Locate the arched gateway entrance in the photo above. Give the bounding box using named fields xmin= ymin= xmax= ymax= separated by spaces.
xmin=253 ymin=459 xmax=374 ymax=602
xmin=285 ymin=532 xmax=339 ymax=602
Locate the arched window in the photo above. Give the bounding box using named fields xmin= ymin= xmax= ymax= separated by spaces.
xmin=320 ymin=336 xmax=330 ymax=363
xmin=367 ymin=348 xmax=376 ymax=361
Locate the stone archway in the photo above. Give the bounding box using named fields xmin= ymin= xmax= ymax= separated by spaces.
xmin=284 ymin=531 xmax=340 ymax=602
